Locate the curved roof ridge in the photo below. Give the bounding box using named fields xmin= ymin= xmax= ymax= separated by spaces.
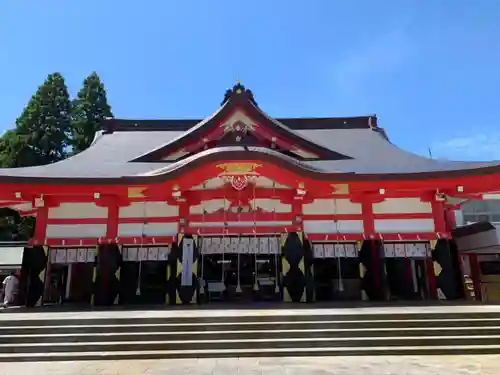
xmin=141 ymin=146 xmax=324 ymax=177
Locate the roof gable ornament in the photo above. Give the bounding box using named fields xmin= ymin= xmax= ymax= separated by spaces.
xmin=221 ymin=81 xmax=258 ymax=107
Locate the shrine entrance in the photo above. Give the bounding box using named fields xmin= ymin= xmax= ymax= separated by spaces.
xmin=312 ymin=242 xmax=361 ymax=301
xmin=120 ymin=246 xmax=170 ymax=305
xmin=199 ymin=236 xmax=282 ymax=303
xmin=44 ymin=247 xmax=95 ymax=306
xmin=384 ymin=242 xmax=431 ymax=300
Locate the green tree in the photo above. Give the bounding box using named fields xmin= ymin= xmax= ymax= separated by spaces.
xmin=0 ymin=73 xmax=71 ymax=241
xmin=15 ymin=72 xmax=72 ymax=166
xmin=0 ymin=208 xmax=34 ymax=241
xmin=71 ymin=72 xmax=113 ymax=154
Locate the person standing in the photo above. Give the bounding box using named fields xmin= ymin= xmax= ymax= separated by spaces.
xmin=2 ymin=271 xmax=19 ymax=307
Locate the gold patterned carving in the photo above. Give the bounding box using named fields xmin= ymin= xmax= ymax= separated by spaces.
xmin=217 ymin=163 xmax=262 ymax=176
xmin=128 ymin=187 xmax=146 ymax=198
xmin=331 ymin=184 xmax=350 ymax=195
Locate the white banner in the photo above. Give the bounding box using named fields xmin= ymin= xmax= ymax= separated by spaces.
xmin=222 ymin=237 xmax=230 ymax=253
xmin=313 ymin=243 xmax=324 ymax=258
xmin=230 ymin=237 xmax=239 ymax=253
xmin=249 ymin=237 xmax=259 ymax=254
xmin=138 ymin=247 xmax=148 ymax=261
xmin=66 ymin=248 xmax=78 ymax=263
xmin=50 ymin=248 xmax=58 ymax=264
xmin=158 ymin=247 xmax=170 ymax=261
xmin=181 ymin=239 xmax=194 ymax=286
xmin=86 ymin=248 xmax=96 ymax=263
xmin=200 ymin=236 xmax=281 ymax=255
xmin=77 ymin=248 xmax=87 ymax=263
xmin=123 ymin=246 xmax=170 ymax=261
xmin=269 ymin=237 xmax=280 ymax=254
xmin=395 ymin=243 xmax=406 ymax=257
xmin=202 ymin=238 xmax=212 ymax=254
xmin=384 ymin=243 xmax=429 ymax=258
xmin=312 ymin=243 xmax=358 ymax=258
xmin=148 ymin=247 xmax=158 ymax=261
xmin=345 ymin=244 xmax=357 ymax=257
xmin=384 ymin=244 xmax=395 ymax=257
xmin=259 ymin=237 xmax=269 ymax=254
xmin=50 ymin=248 xmax=97 ymax=264
xmin=323 ymin=244 xmax=333 ymax=258
xmin=55 ymin=249 xmax=67 ymax=264
xmin=240 ymin=237 xmax=250 ymax=254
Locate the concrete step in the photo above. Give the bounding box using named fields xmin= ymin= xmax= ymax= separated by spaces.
xmin=2 ymin=326 xmax=500 ymax=344
xmin=2 ymin=317 xmax=500 ymax=335
xmin=1 ymin=335 xmax=500 ymax=354
xmin=2 ymin=311 xmax=499 ymax=327
xmin=2 ymin=308 xmax=499 ymax=361
xmin=1 ymin=344 xmax=500 ymax=362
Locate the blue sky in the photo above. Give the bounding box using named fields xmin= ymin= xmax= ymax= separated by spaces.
xmin=1 ymin=1 xmax=499 ymax=160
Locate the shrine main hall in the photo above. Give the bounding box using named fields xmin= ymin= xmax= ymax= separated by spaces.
xmin=1 ymin=83 xmax=499 ymax=307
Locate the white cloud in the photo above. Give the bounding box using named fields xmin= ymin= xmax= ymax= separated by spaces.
xmin=431 ymin=132 xmax=500 ymax=161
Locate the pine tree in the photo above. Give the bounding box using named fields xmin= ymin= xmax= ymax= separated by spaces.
xmin=15 ymin=73 xmax=72 ymax=166
xmin=71 ymin=72 xmax=113 ymax=154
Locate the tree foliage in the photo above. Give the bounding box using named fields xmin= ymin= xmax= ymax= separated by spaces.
xmin=0 ymin=208 xmax=34 ymax=241
xmin=71 ymin=72 xmax=113 ymax=154
xmin=0 ymin=130 xmax=27 ymax=168
xmin=15 ymin=72 xmax=72 ymax=166
xmin=0 ymin=71 xmax=112 ymax=242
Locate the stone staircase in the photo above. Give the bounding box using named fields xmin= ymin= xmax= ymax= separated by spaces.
xmin=1 ymin=308 xmax=500 ymax=361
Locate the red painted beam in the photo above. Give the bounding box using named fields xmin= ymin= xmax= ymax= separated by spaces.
xmin=189 ymin=211 xmax=292 ymax=222
xmin=188 ymin=225 xmax=302 ymax=235
xmin=29 ymin=231 xmax=447 ymax=247
xmin=43 ymin=212 xmax=436 ymax=226
xmin=29 ymin=236 xmax=177 ymax=247
xmin=46 ymin=216 xmax=180 ymax=225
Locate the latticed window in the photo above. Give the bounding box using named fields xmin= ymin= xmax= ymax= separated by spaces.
xmin=461 ymin=200 xmax=500 ymax=224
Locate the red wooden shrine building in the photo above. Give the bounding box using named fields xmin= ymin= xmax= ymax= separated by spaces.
xmin=1 ymin=82 xmax=499 ymax=306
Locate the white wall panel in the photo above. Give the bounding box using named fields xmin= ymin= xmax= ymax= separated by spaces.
xmin=117 ymin=223 xmax=178 ymax=236
xmin=46 ymin=224 xmax=107 ymax=238
xmin=303 ymin=220 xmax=363 ymax=233
xmin=373 ymin=198 xmax=432 ymax=214
xmin=374 ymin=219 xmax=434 ymax=233
xmin=252 ymin=199 xmax=291 ymax=213
xmin=119 ymin=202 xmax=178 ymax=218
xmin=303 ymin=199 xmax=361 ymax=215
xmin=48 ymin=203 xmax=108 ymax=219
xmin=190 ymin=178 xmax=225 ymax=190
xmin=254 ymin=177 xmax=290 ymax=189
xmin=189 ymin=199 xmax=229 ymax=214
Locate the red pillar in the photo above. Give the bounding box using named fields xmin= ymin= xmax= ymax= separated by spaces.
xmin=106 ymin=202 xmax=119 ymax=240
xmin=34 ymin=206 xmax=48 ymax=244
xmin=178 ymin=200 xmax=189 ymax=234
xmin=361 ymin=202 xmax=375 ymax=236
xmin=431 ymin=200 xmax=447 ymax=234
xmin=362 ymin=201 xmax=381 ymax=297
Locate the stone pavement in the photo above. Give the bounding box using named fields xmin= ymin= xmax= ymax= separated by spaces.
xmin=1 ymin=356 xmax=499 ymax=375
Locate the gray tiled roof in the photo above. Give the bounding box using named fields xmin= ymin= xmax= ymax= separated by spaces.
xmin=0 ymin=123 xmax=497 ymax=180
